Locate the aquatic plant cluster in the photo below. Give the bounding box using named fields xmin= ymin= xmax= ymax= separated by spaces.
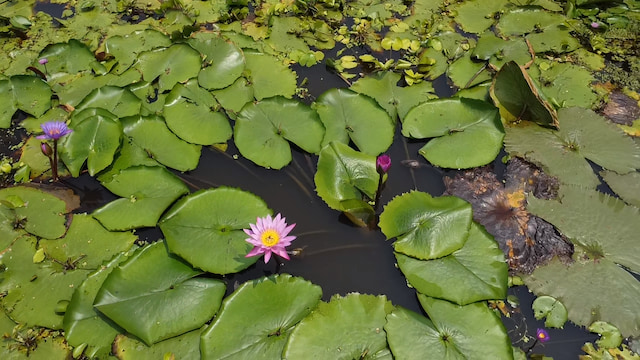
xmin=1 ymin=0 xmax=640 ymax=358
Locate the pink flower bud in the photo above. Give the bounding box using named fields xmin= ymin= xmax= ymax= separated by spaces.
xmin=39 ymin=58 xmax=48 ymax=65
xmin=41 ymin=142 xmax=53 ymax=157
xmin=376 ymin=154 xmax=391 ymax=174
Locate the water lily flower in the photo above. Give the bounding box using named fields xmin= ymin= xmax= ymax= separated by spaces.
xmin=37 ymin=121 xmax=73 ymax=140
xmin=38 ymin=58 xmax=48 ymax=65
xmin=40 ymin=142 xmax=53 ymax=157
xmin=536 ymin=328 xmax=550 ymax=343
xmin=376 ymin=154 xmax=392 ymax=174
xmin=244 ymin=213 xmax=296 ymax=264
xmin=590 ymin=22 xmax=599 ymax=29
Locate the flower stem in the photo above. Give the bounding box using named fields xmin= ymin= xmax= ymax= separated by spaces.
xmin=52 ymin=139 xmax=58 ymax=181
xmin=526 ymin=339 xmax=539 ymax=353
xmin=374 ymin=172 xmax=385 ymax=211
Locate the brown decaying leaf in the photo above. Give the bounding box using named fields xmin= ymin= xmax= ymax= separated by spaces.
xmin=444 ymin=157 xmax=572 ymax=274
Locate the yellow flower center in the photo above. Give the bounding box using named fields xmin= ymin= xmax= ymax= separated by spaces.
xmin=261 ymin=229 xmax=280 ymax=247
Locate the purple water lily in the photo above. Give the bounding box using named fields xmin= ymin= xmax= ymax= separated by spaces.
xmin=37 ymin=121 xmax=73 ymax=140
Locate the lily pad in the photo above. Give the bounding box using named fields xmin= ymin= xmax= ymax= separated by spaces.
xmin=448 ymin=52 xmax=493 ymax=89
xmin=112 ymin=328 xmax=202 ymax=360
xmin=402 ymin=97 xmax=504 ymax=169
xmin=60 ymin=107 xmax=122 ymax=177
xmin=134 ymin=44 xmax=202 ymax=92
xmin=159 ymin=187 xmax=271 ymax=274
xmin=351 ymin=71 xmax=436 ymax=121
xmin=75 ymin=86 xmax=142 ymax=118
xmin=0 ymin=75 xmax=52 ymax=128
xmin=451 ymin=0 xmax=509 ymax=34
xmin=283 ymin=293 xmax=394 ymax=359
xmin=385 ymin=301 xmax=513 ymax=360
xmin=537 ymin=61 xmax=597 ymax=108
xmin=395 ymin=222 xmax=508 ymax=305
xmin=490 ymin=61 xmax=559 ymax=128
xmin=163 ymin=79 xmax=232 ymax=145
xmin=104 ymin=29 xmax=172 ymax=74
xmin=234 ymin=96 xmax=325 ymax=169
xmin=0 ymin=185 xmax=68 ymax=239
xmin=39 ymin=39 xmax=106 ymax=74
xmin=201 ymin=274 xmax=322 ymax=359
xmin=600 ymin=170 xmax=640 ymax=207
xmin=63 ymin=252 xmax=130 ymax=359
xmin=314 ymin=141 xmax=378 ymax=211
xmin=504 ymin=108 xmax=640 ymax=188
xmin=188 ymin=33 xmax=245 ymax=90
xmin=94 ymin=241 xmax=226 ymax=346
xmin=212 ymin=77 xmax=254 ymax=115
xmin=244 ymin=51 xmax=297 ymax=100
xmin=92 ymin=166 xmax=189 ymax=231
xmin=532 ymin=295 xmax=568 ymax=329
xmin=315 ymin=88 xmax=394 ymax=155
xmin=122 ymin=114 xmax=202 ymax=172
xmin=379 ymin=191 xmax=473 ymax=260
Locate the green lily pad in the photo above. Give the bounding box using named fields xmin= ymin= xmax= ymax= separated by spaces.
xmin=448 ymin=52 xmax=493 ymax=89
xmin=402 ymin=97 xmax=504 ymax=169
xmin=523 ymin=257 xmax=640 ymax=338
xmin=496 ymin=9 xmax=566 ymax=37
xmin=97 ymin=138 xmax=161 ymax=183
xmin=188 ymin=33 xmax=245 ymax=90
xmin=490 ymin=61 xmax=559 ymax=128
xmin=234 ymin=96 xmax=325 ymax=169
xmin=472 ymin=33 xmax=532 ymax=69
xmin=50 ymin=68 xmax=143 ymax=107
xmin=283 ymin=293 xmax=394 ymax=359
xmin=0 ymin=186 xmax=68 ymax=239
xmin=244 ymin=51 xmax=297 ymax=100
xmin=159 ymin=187 xmax=271 ymax=274
xmin=385 ymin=295 xmax=513 ymax=359
xmin=505 ymin=108 xmax=640 ymax=188
xmin=39 ymin=39 xmax=106 ymax=75
xmin=112 ymin=328 xmax=203 ymax=360
xmin=135 ymin=44 xmax=202 ymax=92
xmin=451 ymin=0 xmax=509 ymax=34
xmin=163 ymin=79 xmax=232 ymax=145
xmin=379 ymin=191 xmax=473 ymax=260
xmin=94 ymin=241 xmax=226 ymax=346
xmin=315 ymin=88 xmax=394 ymax=155
xmin=600 ymin=170 xmax=640 ymax=207
xmin=201 ymin=274 xmax=322 ymax=359
xmin=63 ymin=252 xmax=131 ymax=359
xmin=395 ymin=222 xmax=507 ymax=305
xmin=39 ymin=213 xmax=137 ymax=270
xmin=0 ymin=75 xmax=52 ymax=128
xmin=537 ymin=61 xmax=597 ymax=108
xmin=351 ymin=71 xmax=436 ymax=121
xmin=314 ymin=141 xmax=378 ymax=211
xmin=104 ymin=29 xmax=172 ymax=74
xmin=589 ymin=321 xmax=623 ymax=349
xmin=0 ymin=236 xmax=90 ymax=329
xmin=526 ymin=27 xmax=579 ymax=54
xmin=75 ymin=85 xmax=142 ymax=118
xmin=60 ymin=107 xmax=122 ymax=177
xmin=122 ymin=114 xmax=202 ymax=172
xmin=93 ymin=166 xmax=189 ymax=230
xmin=212 ymin=77 xmax=254 ymax=116
xmin=532 ymin=295 xmax=568 ymax=329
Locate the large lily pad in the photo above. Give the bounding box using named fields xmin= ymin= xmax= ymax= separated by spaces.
xmin=283 ymin=293 xmax=394 ymax=359
xmin=39 ymin=39 xmax=106 ymax=74
xmin=0 ymin=75 xmax=52 ymax=128
xmin=504 ymin=108 xmax=640 ymax=188
xmin=104 ymin=29 xmax=172 ymax=74
xmin=395 ymin=222 xmax=508 ymax=305
xmin=244 ymin=51 xmax=297 ymax=100
xmin=314 ymin=141 xmax=378 ymax=212
xmin=201 ymin=274 xmax=322 ymax=359
xmin=61 ymin=107 xmax=122 ymax=177
xmin=94 ymin=241 xmax=226 ymax=346
xmin=122 ymin=114 xmax=202 ymax=172
xmin=113 ymin=328 xmax=203 ymax=360
xmin=134 ymin=44 xmax=202 ymax=92
xmin=159 ymin=187 xmax=271 ymax=274
xmin=0 ymin=186 xmax=68 ymax=239
xmin=490 ymin=61 xmax=559 ymax=128
xmin=402 ymin=97 xmax=503 ymax=169
xmin=314 ymin=88 xmax=394 ymax=155
xmin=75 ymin=86 xmax=142 ymax=118
xmin=189 ymin=33 xmax=245 ymax=90
xmin=234 ymin=96 xmax=325 ymax=169
xmin=451 ymin=0 xmax=509 ymax=34
xmin=379 ymin=191 xmax=473 ymax=260
xmin=92 ymin=166 xmax=189 ymax=231
xmin=537 ymin=61 xmax=597 ymax=108
xmin=386 ymin=296 xmax=513 ymax=359
xmin=163 ymin=79 xmax=232 ymax=145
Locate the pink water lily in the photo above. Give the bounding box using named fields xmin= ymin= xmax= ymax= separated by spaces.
xmin=376 ymin=154 xmax=391 ymax=173
xmin=244 ymin=213 xmax=296 ymax=263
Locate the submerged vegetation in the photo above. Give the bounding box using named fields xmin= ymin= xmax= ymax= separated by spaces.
xmin=1 ymin=0 xmax=640 ymax=358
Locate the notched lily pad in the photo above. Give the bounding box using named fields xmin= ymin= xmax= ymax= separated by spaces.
xmin=0 ymin=75 xmax=52 ymax=128
xmin=532 ymin=295 xmax=568 ymax=328
xmin=134 ymin=44 xmax=202 ymax=92
xmin=0 ymin=185 xmax=68 ymax=239
xmin=189 ymin=33 xmax=245 ymax=90
xmin=379 ymin=191 xmax=472 ymax=260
